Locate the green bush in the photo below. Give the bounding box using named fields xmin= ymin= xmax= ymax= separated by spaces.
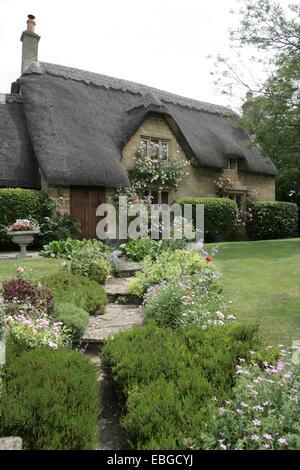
xmin=143 ymin=270 xmax=235 ymax=329
xmin=128 ymin=249 xmax=208 ymax=298
xmin=38 ymin=214 xmax=81 ymax=247
xmin=122 ymin=375 xmax=212 ymax=450
xmin=42 ymin=271 xmax=107 ymax=314
xmin=0 ymin=347 xmax=99 ymax=449
xmin=53 ymin=303 xmax=89 ymax=340
xmin=102 ymin=322 xmax=259 ymax=449
xmin=70 ymin=247 xmax=111 ymax=284
xmin=246 ymin=201 xmax=298 ymax=240
xmin=176 ymin=197 xmax=237 ymax=241
xmin=120 ymin=238 xmax=187 ymax=262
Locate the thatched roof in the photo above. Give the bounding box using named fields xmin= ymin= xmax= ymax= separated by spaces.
xmin=0 ymin=93 xmax=40 ymax=188
xmin=19 ymin=62 xmax=277 ymax=180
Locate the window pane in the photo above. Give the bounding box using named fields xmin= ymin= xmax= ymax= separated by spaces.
xmin=161 ymin=191 xmax=169 ymax=204
xmin=229 ymin=158 xmax=237 ymax=170
xmin=151 ymin=191 xmax=159 ymax=204
xmin=150 ymin=140 xmax=159 ymax=159
xmin=161 ymin=142 xmax=168 ymax=160
xmin=140 ymin=139 xmax=148 ymax=156
xmin=236 ymin=194 xmax=242 ymax=210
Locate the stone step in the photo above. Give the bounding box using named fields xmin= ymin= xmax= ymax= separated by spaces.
xmin=115 ymin=261 xmax=142 ymax=278
xmin=105 ymin=277 xmax=139 ymax=304
xmin=80 ymin=304 xmax=143 ymax=352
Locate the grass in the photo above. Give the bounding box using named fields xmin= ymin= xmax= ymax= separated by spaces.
xmin=1 ymin=238 xmax=300 ymax=345
xmin=0 ymin=257 xmax=61 ymax=283
xmin=208 ymin=238 xmax=300 ymax=346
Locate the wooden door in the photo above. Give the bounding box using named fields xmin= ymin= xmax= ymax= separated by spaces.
xmin=70 ymin=187 xmax=105 ymax=239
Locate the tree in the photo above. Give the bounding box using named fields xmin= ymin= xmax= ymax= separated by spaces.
xmin=211 ymin=0 xmax=300 ymax=202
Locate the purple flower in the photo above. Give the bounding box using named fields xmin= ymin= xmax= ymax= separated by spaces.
xmin=252 ymin=419 xmax=261 ymax=427
xmin=264 ymin=434 xmax=273 ymax=441
xmin=278 ymin=438 xmax=288 ymax=446
xmin=262 ymin=444 xmax=270 ymax=449
xmin=250 ymin=434 xmax=259 ymax=442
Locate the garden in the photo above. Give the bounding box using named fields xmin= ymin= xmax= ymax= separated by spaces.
xmin=0 ymin=188 xmax=300 ymax=450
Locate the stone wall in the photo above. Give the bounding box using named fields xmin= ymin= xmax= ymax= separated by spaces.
xmin=41 ymin=174 xmax=70 ymax=214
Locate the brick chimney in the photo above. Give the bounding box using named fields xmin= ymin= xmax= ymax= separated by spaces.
xmin=20 ymin=14 xmax=40 ymax=73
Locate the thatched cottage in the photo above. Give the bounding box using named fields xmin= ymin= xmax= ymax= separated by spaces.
xmin=0 ymin=16 xmax=277 ymax=238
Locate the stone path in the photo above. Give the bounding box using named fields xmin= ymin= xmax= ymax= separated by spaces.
xmin=80 ymin=261 xmax=144 ymax=450
xmin=0 ymin=251 xmax=40 ymax=260
xmin=82 ymin=304 xmax=143 ymax=344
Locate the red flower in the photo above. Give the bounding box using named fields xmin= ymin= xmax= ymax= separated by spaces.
xmin=206 ymin=256 xmax=213 ymax=262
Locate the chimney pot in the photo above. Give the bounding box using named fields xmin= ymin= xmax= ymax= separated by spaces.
xmin=26 ymin=14 xmax=36 ymax=33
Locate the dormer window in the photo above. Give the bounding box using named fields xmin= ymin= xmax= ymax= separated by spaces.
xmin=228 ymin=157 xmax=238 ymax=171
xmin=140 ymin=138 xmax=168 ymax=160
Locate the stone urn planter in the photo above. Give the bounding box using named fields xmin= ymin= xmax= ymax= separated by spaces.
xmin=6 ymin=230 xmax=39 ymax=259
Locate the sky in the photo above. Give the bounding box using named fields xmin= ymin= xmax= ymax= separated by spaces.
xmin=0 ymin=0 xmax=293 ymax=111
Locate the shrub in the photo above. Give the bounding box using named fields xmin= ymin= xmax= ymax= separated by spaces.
xmin=202 ymin=348 xmax=300 ymax=450
xmin=246 ymin=201 xmax=298 ymax=240
xmin=41 ymin=271 xmax=107 ymax=314
xmin=102 ymin=322 xmax=259 ymax=449
xmin=70 ymin=247 xmax=111 ymax=284
xmin=0 ymin=347 xmax=99 ymax=449
xmin=128 ymin=249 xmax=208 ymax=298
xmin=122 ymin=375 xmax=213 ymax=450
xmin=53 ymin=303 xmax=89 ymax=341
xmin=176 ymin=197 xmax=237 ymax=241
xmin=2 ymin=277 xmax=54 ymax=315
xmin=143 ymin=270 xmax=235 ymax=329
xmin=6 ymin=315 xmax=69 ymax=352
xmin=40 ymin=237 xmax=108 ymax=260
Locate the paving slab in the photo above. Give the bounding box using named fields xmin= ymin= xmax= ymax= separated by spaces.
xmin=81 ymin=304 xmax=143 ymax=344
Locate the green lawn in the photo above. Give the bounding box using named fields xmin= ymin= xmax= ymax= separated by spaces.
xmin=0 ymin=257 xmax=61 ymax=283
xmin=1 ymin=238 xmax=299 ymax=345
xmin=209 ymin=238 xmax=300 ymax=346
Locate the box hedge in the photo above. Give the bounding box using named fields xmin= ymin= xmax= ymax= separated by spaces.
xmin=0 ymin=347 xmax=99 ymax=449
xmin=246 ymin=201 xmax=299 ymax=240
xmin=176 ymin=197 xmax=237 ymax=241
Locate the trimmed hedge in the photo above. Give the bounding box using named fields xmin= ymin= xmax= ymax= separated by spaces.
xmin=247 ymin=201 xmax=298 ymax=240
xmin=176 ymin=197 xmax=237 ymax=241
xmin=0 ymin=347 xmax=99 ymax=449
xmin=53 ymin=303 xmax=90 ymax=341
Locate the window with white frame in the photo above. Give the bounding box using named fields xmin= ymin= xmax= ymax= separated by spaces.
xmin=140 ymin=138 xmax=169 ymax=160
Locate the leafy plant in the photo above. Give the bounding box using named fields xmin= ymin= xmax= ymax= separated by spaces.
xmin=40 ymin=238 xmax=108 ymax=260
xmin=0 ymin=347 xmax=99 ymax=449
xmin=41 ymin=271 xmax=107 ymax=314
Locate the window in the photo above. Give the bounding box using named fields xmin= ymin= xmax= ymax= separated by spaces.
xmin=148 ymin=189 xmax=169 ymax=205
xmin=140 ymin=138 xmax=169 ymax=160
xmin=228 ymin=157 xmax=238 ymax=171
xmin=228 ymin=193 xmax=244 ymax=210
